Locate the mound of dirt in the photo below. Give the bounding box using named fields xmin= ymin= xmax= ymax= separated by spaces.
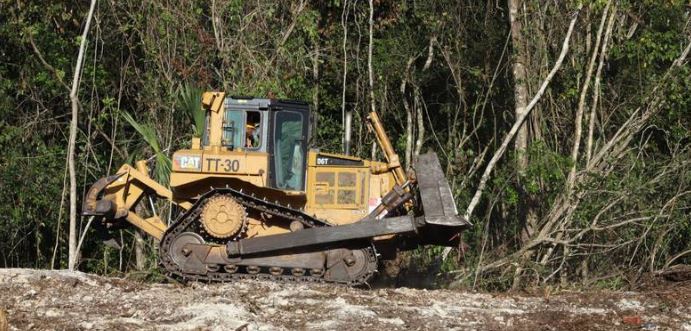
xmin=0 ymin=268 xmax=689 ymax=330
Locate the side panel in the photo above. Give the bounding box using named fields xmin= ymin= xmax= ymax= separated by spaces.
xmin=367 ymin=170 xmax=393 ymax=215
xmin=171 ymin=149 xmax=269 ymax=188
xmin=305 ymin=152 xmax=380 ymax=224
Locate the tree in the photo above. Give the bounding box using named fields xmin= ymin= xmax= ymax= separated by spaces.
xmin=507 ymin=0 xmax=538 ymax=245
xmin=67 ymin=0 xmax=97 ymax=271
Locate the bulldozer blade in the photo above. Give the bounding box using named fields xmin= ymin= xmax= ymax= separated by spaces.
xmin=82 ymin=173 xmax=124 ymax=216
xmin=415 ymin=152 xmax=470 ymax=228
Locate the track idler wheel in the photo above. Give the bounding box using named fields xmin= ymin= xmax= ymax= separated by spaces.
xmin=170 ymin=232 xmax=205 ymax=267
xmin=324 ymin=247 xmax=377 ymax=284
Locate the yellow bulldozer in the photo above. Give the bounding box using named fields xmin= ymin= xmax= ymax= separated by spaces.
xmin=83 ymin=92 xmax=469 ymax=285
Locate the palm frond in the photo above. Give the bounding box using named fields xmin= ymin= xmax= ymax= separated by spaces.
xmin=178 ymin=84 xmax=204 ymax=137
xmin=122 ymin=111 xmax=171 ymax=185
xmin=122 ymin=112 xmax=160 ymax=153
xmin=154 ymin=152 xmax=172 ymax=185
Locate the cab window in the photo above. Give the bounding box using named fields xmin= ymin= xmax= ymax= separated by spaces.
xmin=274 ymin=111 xmax=305 ymax=190
xmin=222 ymin=110 xmax=244 ymax=149
xmin=222 ymin=110 xmax=262 ymax=150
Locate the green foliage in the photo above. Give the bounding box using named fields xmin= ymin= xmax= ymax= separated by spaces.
xmin=178 ymin=84 xmax=205 ymax=137
xmin=121 ymin=112 xmax=172 ymax=186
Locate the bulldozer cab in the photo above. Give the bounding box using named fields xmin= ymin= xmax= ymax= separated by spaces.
xmin=197 ymin=95 xmax=310 ymax=192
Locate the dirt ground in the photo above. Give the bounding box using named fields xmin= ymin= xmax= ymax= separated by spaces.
xmin=0 ymin=268 xmax=689 ymax=330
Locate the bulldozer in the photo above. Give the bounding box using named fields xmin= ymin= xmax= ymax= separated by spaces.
xmin=83 ymin=92 xmax=469 ymax=285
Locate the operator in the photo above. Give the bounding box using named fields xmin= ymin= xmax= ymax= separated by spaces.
xmin=245 ymin=123 xmax=260 ymax=148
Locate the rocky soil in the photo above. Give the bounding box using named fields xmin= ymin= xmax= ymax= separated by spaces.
xmin=0 ymin=268 xmax=689 ymax=330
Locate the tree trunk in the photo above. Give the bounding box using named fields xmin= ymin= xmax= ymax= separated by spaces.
xmin=567 ymin=0 xmax=611 ymax=190
xmin=340 ymin=0 xmax=350 ymax=154
xmin=586 ymin=5 xmax=617 ymax=165
xmin=367 ymin=0 xmax=376 ymax=114
xmin=344 ymin=111 xmax=353 ymax=155
xmin=132 ymin=203 xmax=147 ymax=271
xmin=402 ymin=57 xmax=414 ymax=169
xmin=119 ymin=231 xmax=124 ymax=272
xmin=68 ymin=0 xmax=97 ymax=271
xmin=311 ymin=40 xmax=320 ymax=144
xmin=365 ymin=0 xmax=375 ymax=159
xmin=412 ymin=36 xmax=435 ymax=164
xmin=134 ymin=231 xmax=146 ymax=271
xmin=509 ymin=0 xmax=529 ymax=170
xmin=508 ymin=0 xmax=537 ymax=242
xmin=413 ymin=88 xmax=425 ymax=162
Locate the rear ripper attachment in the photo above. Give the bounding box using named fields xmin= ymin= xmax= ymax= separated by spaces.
xmin=82 ymin=94 xmax=469 ymax=286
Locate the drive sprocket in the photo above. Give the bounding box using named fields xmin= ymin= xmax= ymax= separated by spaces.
xmin=199 ymin=194 xmax=246 ymax=239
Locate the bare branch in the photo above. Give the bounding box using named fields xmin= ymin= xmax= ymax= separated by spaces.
xmin=422 ymin=36 xmax=436 ymax=71
xmin=567 ymin=0 xmax=612 ymax=190
xmin=585 ymin=4 xmax=618 ymax=164
xmin=27 ymin=34 xmax=71 ymax=92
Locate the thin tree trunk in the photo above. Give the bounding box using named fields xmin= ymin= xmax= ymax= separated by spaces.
xmin=131 ymin=203 xmax=147 ymax=271
xmin=367 ymin=0 xmax=376 ymax=114
xmin=311 ymin=41 xmax=320 ymax=143
xmin=412 ymin=36 xmax=435 ymax=164
xmin=509 ymin=0 xmax=529 ymax=172
xmin=134 ymin=231 xmax=146 ymax=271
xmin=341 ymin=0 xmax=350 ymax=154
xmin=366 ymin=0 xmax=376 ymax=159
xmin=119 ymin=230 xmax=124 ymax=272
xmin=567 ymin=0 xmax=611 ymax=190
xmin=344 ymin=111 xmax=352 ymax=155
xmin=74 ymin=216 xmax=95 ymax=269
xmin=586 ymin=4 xmax=617 ymax=165
xmin=211 ymin=0 xmax=224 ymax=53
xmin=51 ymin=160 xmax=68 ymax=269
xmin=402 ymin=57 xmax=415 ymax=169
xmin=413 ymin=88 xmax=425 ymax=161
xmin=68 ymin=0 xmax=97 ymax=271
xmin=508 ymin=0 xmax=537 ymax=242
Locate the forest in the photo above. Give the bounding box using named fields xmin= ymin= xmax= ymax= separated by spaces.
xmin=0 ymin=0 xmax=689 ymax=290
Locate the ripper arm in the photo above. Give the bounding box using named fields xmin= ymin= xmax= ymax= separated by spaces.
xmin=82 ymin=161 xmax=192 ymax=240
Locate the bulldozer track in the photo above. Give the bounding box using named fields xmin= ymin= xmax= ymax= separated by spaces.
xmin=159 ymin=188 xmax=378 ymax=286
